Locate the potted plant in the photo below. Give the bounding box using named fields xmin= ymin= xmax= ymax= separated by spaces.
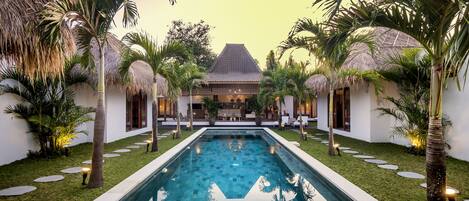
xmin=203 ymin=97 xmax=219 ymax=126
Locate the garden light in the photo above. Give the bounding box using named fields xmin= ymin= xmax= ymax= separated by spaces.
xmin=81 ymin=167 xmax=91 ymax=185
xmin=334 ymin=144 xmax=341 ymax=156
xmin=446 ymin=188 xmax=457 ymax=201
xmin=146 ymin=139 xmax=152 ymax=152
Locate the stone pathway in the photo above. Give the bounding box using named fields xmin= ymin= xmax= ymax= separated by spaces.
xmin=343 ymin=150 xmax=359 ymax=154
xmin=113 ymin=149 xmax=131 ymax=153
xmin=33 ymin=175 xmax=64 ymax=183
xmin=103 ymin=153 xmax=120 ymax=158
xmin=60 ymin=167 xmax=82 ymax=174
xmin=364 ymin=159 xmax=387 ymax=164
xmin=0 ymin=186 xmax=37 ymax=196
xmin=126 ymin=145 xmax=140 ymax=149
xmin=353 ymin=155 xmax=375 ymax=159
xmin=397 ymin=171 xmax=425 ymax=179
xmin=338 ymin=147 xmax=351 ymax=150
xmin=320 ymin=140 xmax=328 ymax=144
xmin=378 ymin=164 xmax=399 ymax=170
xmin=134 ymin=142 xmax=147 ymax=145
xmin=82 ymin=160 xmax=104 ymax=164
xmin=289 ymin=141 xmax=300 ymax=147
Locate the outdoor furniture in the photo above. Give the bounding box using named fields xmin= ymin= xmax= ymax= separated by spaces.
xmin=281 ymin=116 xmax=290 ymax=126
xmin=293 ymin=116 xmax=309 ymax=127
xmin=245 ymin=112 xmax=256 ymax=119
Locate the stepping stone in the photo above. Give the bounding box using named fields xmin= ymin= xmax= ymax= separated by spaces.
xmin=134 ymin=142 xmax=147 ymax=145
xmin=139 ymin=133 xmax=150 ymax=136
xmin=60 ymin=167 xmax=82 ymax=174
xmin=157 ymin=136 xmax=166 ymax=139
xmin=378 ymin=164 xmax=399 ymax=170
xmin=419 ymin=183 xmax=460 ymax=194
xmin=364 ymin=159 xmax=388 ymax=164
xmin=353 ymin=155 xmax=375 ymax=159
xmin=320 ymin=140 xmax=329 ymax=144
xmin=397 ymin=171 xmax=425 ymax=179
xmin=34 ymin=175 xmax=64 ymax=183
xmin=126 ymin=145 xmax=140 ymax=149
xmin=113 ymin=149 xmax=131 ymax=153
xmin=0 ymin=186 xmax=37 ymax=196
xmin=103 ymin=153 xmax=120 ymax=158
xmin=289 ymin=141 xmax=300 ymax=147
xmin=343 ymin=150 xmax=359 ymax=154
xmin=82 ymin=160 xmax=104 ymax=164
xmin=338 ymin=147 xmax=351 ymax=150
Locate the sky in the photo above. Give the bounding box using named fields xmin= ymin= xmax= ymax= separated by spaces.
xmin=111 ymin=0 xmax=326 ymax=69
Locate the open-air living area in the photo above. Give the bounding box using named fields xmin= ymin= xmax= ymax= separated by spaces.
xmin=0 ymin=0 xmax=469 ymax=201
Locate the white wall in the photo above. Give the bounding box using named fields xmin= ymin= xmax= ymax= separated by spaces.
xmin=178 ymin=96 xmax=189 ymax=118
xmin=282 ymin=96 xmax=294 ymax=118
xmin=443 ymin=75 xmax=469 ymax=161
xmin=0 ymin=94 xmax=39 ymax=165
xmin=71 ymin=85 xmax=96 ymax=145
xmin=104 ymin=86 xmax=152 ymax=143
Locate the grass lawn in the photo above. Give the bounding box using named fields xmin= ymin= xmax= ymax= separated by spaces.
xmin=273 ymin=127 xmax=469 ymax=201
xmin=0 ymin=129 xmax=194 ymax=201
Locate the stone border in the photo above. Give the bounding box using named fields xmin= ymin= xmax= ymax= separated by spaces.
xmin=96 ymin=127 xmax=376 ymax=201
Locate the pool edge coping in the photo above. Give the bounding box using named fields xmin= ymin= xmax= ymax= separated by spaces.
xmin=95 ymin=127 xmax=376 ymax=201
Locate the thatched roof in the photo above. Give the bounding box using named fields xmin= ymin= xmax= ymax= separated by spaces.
xmin=81 ymin=35 xmax=167 ymax=96
xmin=306 ymin=27 xmax=420 ymax=92
xmin=0 ymin=0 xmax=76 ymax=78
xmin=206 ymin=44 xmax=261 ymax=84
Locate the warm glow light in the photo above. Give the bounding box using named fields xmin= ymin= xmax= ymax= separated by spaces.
xmin=195 ymin=144 xmax=201 ymax=155
xmin=333 ymin=144 xmax=340 ymax=148
xmin=446 ymin=189 xmax=456 ymax=195
xmin=269 ymin=146 xmax=275 ymax=154
xmin=162 ymin=168 xmax=168 ymax=173
xmin=81 ymin=167 xmax=91 ymax=173
xmin=146 ymin=140 xmax=153 ymax=143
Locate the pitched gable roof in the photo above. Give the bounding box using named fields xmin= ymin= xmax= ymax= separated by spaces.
xmin=206 ymin=44 xmax=261 ymax=83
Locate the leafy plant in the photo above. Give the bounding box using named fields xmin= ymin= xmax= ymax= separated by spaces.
xmin=202 ymin=97 xmax=219 ymax=126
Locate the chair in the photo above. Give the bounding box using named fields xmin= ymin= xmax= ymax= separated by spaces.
xmin=293 ymin=116 xmax=309 ymax=127
xmin=281 ymin=116 xmax=290 ymax=127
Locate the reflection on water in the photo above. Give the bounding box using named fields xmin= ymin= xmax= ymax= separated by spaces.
xmin=123 ymin=132 xmax=351 ymax=201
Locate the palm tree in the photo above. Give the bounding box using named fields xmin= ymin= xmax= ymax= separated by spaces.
xmin=259 ymin=67 xmax=290 ymax=128
xmin=179 ymin=63 xmax=206 ymax=131
xmin=286 ymin=62 xmax=315 ymax=140
xmin=279 ymin=18 xmax=381 ymax=155
xmin=332 ymin=1 xmax=469 ymax=199
xmin=39 ymin=0 xmax=161 ymax=188
xmin=120 ymin=32 xmax=188 ymax=148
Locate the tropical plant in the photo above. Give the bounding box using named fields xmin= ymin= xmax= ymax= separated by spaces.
xmin=120 ymin=32 xmax=189 ymax=145
xmin=202 ymin=97 xmax=219 ymax=126
xmin=0 ymin=56 xmax=92 ymax=157
xmin=279 ymin=18 xmax=382 ymax=155
xmin=265 ymin=50 xmax=280 ymax=71
xmin=246 ymin=96 xmax=264 ymax=126
xmin=178 ymin=63 xmax=206 ymax=131
xmin=286 ymin=62 xmax=315 ymax=140
xmin=165 ymin=62 xmax=198 ymax=138
xmin=332 ymin=1 xmax=469 ymax=198
xmin=259 ymin=66 xmax=290 ymax=127
xmin=39 ymin=0 xmax=177 ymax=187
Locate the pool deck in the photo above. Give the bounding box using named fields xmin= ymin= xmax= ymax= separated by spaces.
xmin=95 ymin=127 xmax=376 ymax=201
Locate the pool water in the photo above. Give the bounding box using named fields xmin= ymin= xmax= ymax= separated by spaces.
xmin=123 ymin=130 xmax=351 ymax=201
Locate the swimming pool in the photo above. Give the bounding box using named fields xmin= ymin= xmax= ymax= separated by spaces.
xmin=120 ymin=129 xmax=354 ymax=201
xmin=95 ymin=127 xmax=376 ymax=201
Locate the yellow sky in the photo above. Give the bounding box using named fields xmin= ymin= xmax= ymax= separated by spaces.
xmin=112 ymin=0 xmax=326 ymax=69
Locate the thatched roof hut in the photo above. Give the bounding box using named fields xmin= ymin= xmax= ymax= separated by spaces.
xmin=0 ymin=0 xmax=76 ymax=78
xmin=79 ymin=35 xmax=167 ymax=96
xmin=306 ymin=27 xmax=420 ymax=92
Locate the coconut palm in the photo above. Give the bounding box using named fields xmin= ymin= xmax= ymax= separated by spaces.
xmin=0 ymin=0 xmax=75 ymax=78
xmin=259 ymin=67 xmax=290 ymax=128
xmin=286 ymin=62 xmax=315 ymax=140
xmin=332 ymin=1 xmax=469 ymax=199
xmin=39 ymin=0 xmax=155 ymax=188
xmin=120 ymin=32 xmax=188 ymax=148
xmin=279 ymin=18 xmax=381 ymax=155
xmin=179 ymin=63 xmax=206 ymax=131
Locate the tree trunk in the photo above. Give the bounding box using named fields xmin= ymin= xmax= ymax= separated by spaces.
xmin=298 ymin=98 xmax=306 ymax=141
xmin=176 ymin=98 xmax=181 ymax=138
xmin=151 ymin=77 xmax=159 ymax=152
xmin=88 ymin=47 xmax=105 ymax=188
xmin=426 ymin=63 xmax=446 ymax=201
xmin=328 ymin=86 xmax=336 ymax=156
xmin=278 ymin=98 xmax=282 ymax=128
xmin=189 ymin=89 xmax=193 ymax=131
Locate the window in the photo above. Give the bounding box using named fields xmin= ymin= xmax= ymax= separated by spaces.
xmin=126 ymin=92 xmax=147 ymax=131
xmin=327 ymin=88 xmax=350 ymax=131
